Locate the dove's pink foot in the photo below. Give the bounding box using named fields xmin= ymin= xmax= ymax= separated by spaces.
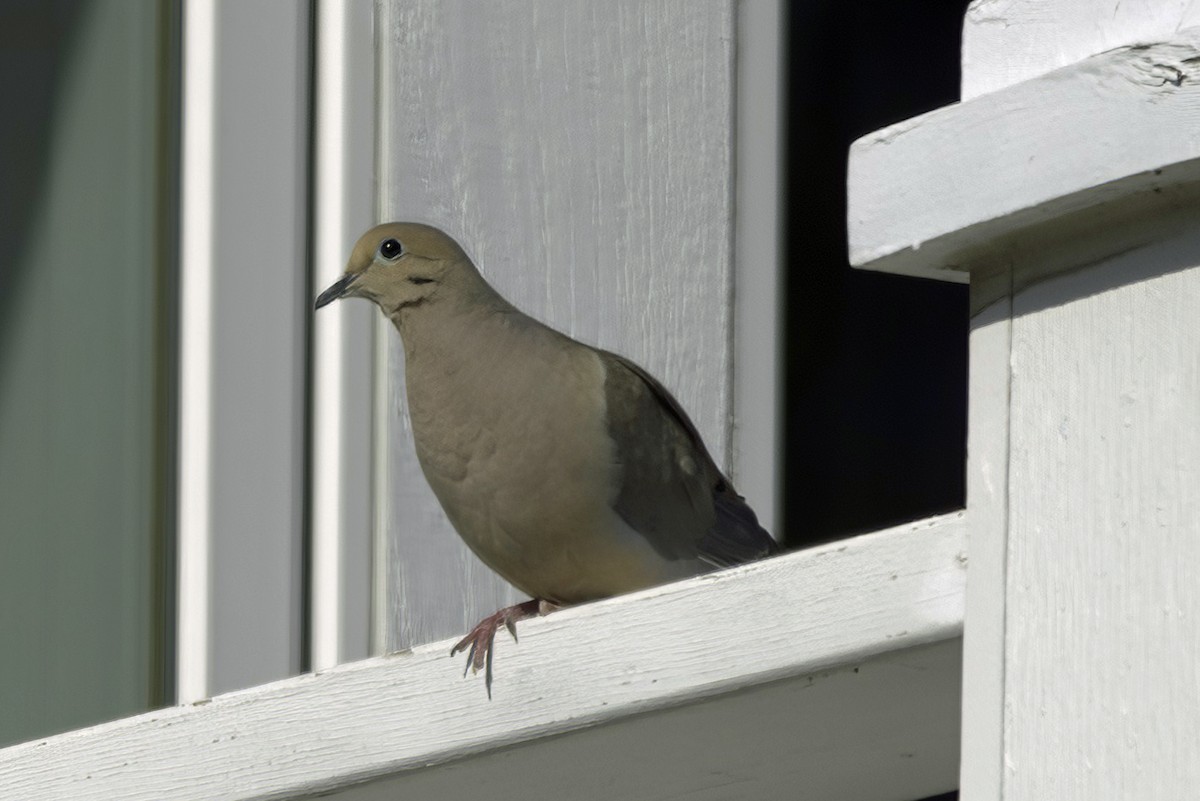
xmin=451 ymin=598 xmax=558 ymax=698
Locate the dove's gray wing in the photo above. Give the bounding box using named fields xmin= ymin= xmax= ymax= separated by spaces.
xmin=599 ymin=351 xmax=777 ymax=569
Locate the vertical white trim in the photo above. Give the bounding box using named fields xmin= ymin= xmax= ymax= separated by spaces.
xmin=732 ymin=0 xmax=782 ymax=534
xmin=312 ymin=0 xmax=377 ymax=668
xmin=310 ymin=0 xmax=350 ymax=673
xmin=371 ymin=0 xmax=395 ymax=657
xmin=960 ymin=284 xmax=1011 ymax=801
xmin=370 ymin=317 xmax=390 ymax=655
xmin=177 ymin=0 xmax=216 ymax=703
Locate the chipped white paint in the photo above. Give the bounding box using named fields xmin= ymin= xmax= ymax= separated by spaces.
xmin=376 ymin=1 xmax=742 ymax=651
xmin=963 ymin=0 xmax=1200 ymax=99
xmin=0 ymin=515 xmax=966 ymax=801
xmin=848 ymin=27 xmax=1200 ymax=282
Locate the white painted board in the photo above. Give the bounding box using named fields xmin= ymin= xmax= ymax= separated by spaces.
xmin=849 ymin=27 xmax=1200 ymax=282
xmin=961 ymin=287 xmax=1013 ymax=801
xmin=963 ymin=0 xmax=1200 ymax=99
xmin=852 ymin=4 xmax=1200 ymax=800
xmin=1003 ymin=233 xmax=1200 ymax=799
xmin=330 ymin=641 xmax=962 ymax=801
xmin=0 ymin=514 xmax=966 ymax=801
xmin=375 ymin=0 xmax=740 ymax=650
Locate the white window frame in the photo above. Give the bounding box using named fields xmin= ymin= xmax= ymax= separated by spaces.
xmin=177 ymin=0 xmax=320 ymax=701
xmin=176 ymin=0 xmax=377 ymax=700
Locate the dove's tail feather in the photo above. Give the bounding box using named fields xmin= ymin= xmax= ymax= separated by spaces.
xmin=699 ymin=483 xmax=780 ymax=569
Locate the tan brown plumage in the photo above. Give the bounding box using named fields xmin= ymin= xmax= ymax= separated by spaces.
xmin=315 ymin=222 xmax=776 ymax=696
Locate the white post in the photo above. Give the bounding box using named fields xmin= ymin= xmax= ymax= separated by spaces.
xmin=850 ymin=2 xmax=1200 ymax=798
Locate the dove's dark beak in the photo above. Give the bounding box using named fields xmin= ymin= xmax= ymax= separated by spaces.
xmin=314 ymin=273 xmax=358 ymax=310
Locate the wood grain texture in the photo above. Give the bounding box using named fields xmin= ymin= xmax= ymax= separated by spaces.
xmin=1005 ymin=238 xmax=1200 ymax=799
xmin=0 ymin=514 xmax=966 ymax=801
xmin=329 ymin=641 xmax=962 ymax=801
xmin=848 ymin=27 xmax=1200 ymax=282
xmin=963 ymin=0 xmax=1200 ymax=99
xmin=375 ymin=1 xmax=738 ymax=650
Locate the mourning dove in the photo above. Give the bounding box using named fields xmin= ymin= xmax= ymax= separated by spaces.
xmin=315 ymin=222 xmax=777 ymax=695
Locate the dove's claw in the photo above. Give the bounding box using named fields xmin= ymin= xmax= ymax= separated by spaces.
xmin=450 ymin=598 xmax=556 ymax=698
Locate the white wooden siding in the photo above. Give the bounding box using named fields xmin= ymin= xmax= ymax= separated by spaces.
xmin=375 ymin=0 xmax=741 ymax=651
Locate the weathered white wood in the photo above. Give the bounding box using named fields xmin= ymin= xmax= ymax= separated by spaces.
xmin=960 ymin=282 xmax=1013 ymax=801
xmin=848 ymin=28 xmax=1200 ymax=282
xmin=0 ymin=514 xmax=966 ymax=801
xmin=327 ymin=640 xmax=963 ymax=801
xmin=963 ymin=0 xmax=1200 ymax=99
xmin=376 ymin=1 xmax=739 ymax=650
xmin=1003 ymin=235 xmax=1200 ymax=799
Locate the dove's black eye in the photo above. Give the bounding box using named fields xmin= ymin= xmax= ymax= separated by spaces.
xmin=379 ymin=238 xmax=403 ymax=260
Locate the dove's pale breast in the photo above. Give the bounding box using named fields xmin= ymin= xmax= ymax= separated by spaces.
xmin=401 ymin=304 xmax=691 ymax=602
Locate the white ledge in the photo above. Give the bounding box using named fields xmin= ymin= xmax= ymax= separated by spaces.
xmin=1 ymin=513 xmax=966 ymax=801
xmin=849 ymin=28 xmax=1200 ymax=282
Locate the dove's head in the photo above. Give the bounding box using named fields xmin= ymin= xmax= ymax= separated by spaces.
xmin=315 ymin=222 xmax=490 ymax=317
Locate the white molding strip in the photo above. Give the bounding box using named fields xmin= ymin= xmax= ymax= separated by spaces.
xmin=310 ymin=0 xmax=348 ymax=675
xmin=0 ymin=513 xmax=965 ymax=801
xmin=176 ymin=0 xmax=217 ymax=705
xmin=848 ymin=27 xmax=1200 ymax=282
xmin=732 ymin=0 xmax=782 ymax=533
xmin=310 ymin=0 xmax=376 ymax=672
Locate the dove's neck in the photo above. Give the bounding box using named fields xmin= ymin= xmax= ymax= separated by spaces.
xmin=391 ymin=267 xmax=568 ymax=457
xmin=388 ymin=264 xmax=539 ymax=368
